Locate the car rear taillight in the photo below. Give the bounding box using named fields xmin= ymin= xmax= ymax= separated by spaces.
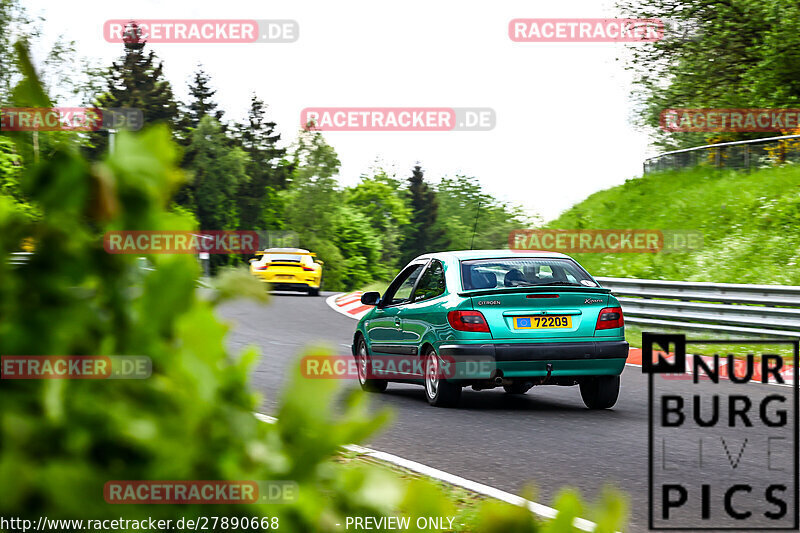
xmin=595 ymin=307 xmax=624 ymax=330
xmin=447 ymin=310 xmax=491 ymax=333
xmin=255 ymin=265 xmax=269 ymax=271
xmin=302 ymin=266 xmax=315 ymax=271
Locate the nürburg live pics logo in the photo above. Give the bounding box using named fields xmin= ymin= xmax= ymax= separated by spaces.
xmin=643 ymin=332 xmax=799 ymax=530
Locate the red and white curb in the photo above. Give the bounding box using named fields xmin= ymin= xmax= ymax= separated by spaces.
xmin=326 ymin=291 xmax=372 ymax=320
xmin=627 ymin=348 xmax=794 ymax=387
xmin=254 ymin=412 xmax=606 ymax=532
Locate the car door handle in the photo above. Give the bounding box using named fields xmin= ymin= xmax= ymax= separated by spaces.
xmin=394 ymin=318 xmax=402 ymax=328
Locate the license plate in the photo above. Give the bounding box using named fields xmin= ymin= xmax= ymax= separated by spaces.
xmin=277 ymin=275 xmax=293 ymax=279
xmin=514 ymin=315 xmax=572 ymax=329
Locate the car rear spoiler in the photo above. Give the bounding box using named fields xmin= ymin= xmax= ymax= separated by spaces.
xmin=252 ymin=251 xmax=323 ymax=265
xmin=254 ymin=251 xmax=317 ymax=257
xmin=458 ymin=286 xmax=611 ymax=297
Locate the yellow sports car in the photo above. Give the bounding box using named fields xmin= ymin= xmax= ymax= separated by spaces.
xmin=249 ymin=248 xmax=324 ymax=296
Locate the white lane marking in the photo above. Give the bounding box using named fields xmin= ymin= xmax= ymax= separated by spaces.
xmin=254 ymin=412 xmax=608 ymax=532
xmin=254 ymin=412 xmax=277 ymax=424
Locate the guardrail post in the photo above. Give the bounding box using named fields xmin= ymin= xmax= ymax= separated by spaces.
xmin=743 ymin=144 xmax=750 ymax=171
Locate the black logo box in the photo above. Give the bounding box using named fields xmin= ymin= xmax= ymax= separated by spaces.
xmin=644 ymin=333 xmax=799 ymax=530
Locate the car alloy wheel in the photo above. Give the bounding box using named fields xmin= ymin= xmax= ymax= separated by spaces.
xmin=356 ymin=337 xmax=387 ymax=393
xmin=425 ymin=352 xmax=439 ymax=399
xmin=423 ymin=348 xmax=461 ymax=407
xmin=357 ymin=342 xmax=367 ymax=385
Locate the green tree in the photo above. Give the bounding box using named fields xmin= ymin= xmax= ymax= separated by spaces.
xmin=0 ymin=136 xmax=36 ymax=224
xmin=90 ymin=38 xmax=180 ymax=156
xmin=434 ymin=175 xmax=530 ymax=251
xmin=283 ymin=128 xmax=341 ymax=229
xmin=344 ymin=167 xmax=411 ymax=276
xmin=282 ymin=129 xmax=343 ymax=282
xmin=282 ymin=128 xmax=386 ymax=290
xmin=41 ymin=38 xmax=105 ymax=108
xmin=0 ymin=137 xmax=22 ymax=198
xmin=402 ymin=165 xmax=447 ymax=263
xmin=330 ymin=205 xmax=383 ymax=289
xmin=185 ymin=66 xmax=224 ymax=129
xmin=0 ymin=0 xmax=37 ymax=105
xmin=235 ymin=94 xmax=289 ymax=230
xmin=183 ymin=116 xmax=249 ymax=231
xmin=1 ymin=2 xmax=101 ymax=109
xmin=619 ymin=0 xmax=800 ymax=149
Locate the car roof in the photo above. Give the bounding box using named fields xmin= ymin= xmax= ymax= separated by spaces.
xmin=413 ymin=249 xmax=572 ymax=262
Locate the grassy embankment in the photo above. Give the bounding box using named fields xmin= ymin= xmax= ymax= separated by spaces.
xmin=548 ymin=165 xmax=800 ymax=353
xmin=358 ymin=165 xmax=800 ymax=353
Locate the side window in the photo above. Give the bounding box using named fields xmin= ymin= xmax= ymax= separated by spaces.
xmin=383 ymin=264 xmax=425 ymax=306
xmin=538 ymin=265 xmax=553 ymax=279
xmin=413 ymin=260 xmax=446 ymax=302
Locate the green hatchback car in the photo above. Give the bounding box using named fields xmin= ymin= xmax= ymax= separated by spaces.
xmin=351 ymin=250 xmax=628 ymax=408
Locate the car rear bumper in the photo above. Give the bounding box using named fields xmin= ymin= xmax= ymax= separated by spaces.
xmin=267 ymin=282 xmax=313 ymax=291
xmin=438 ymin=341 xmax=628 ymax=379
xmin=438 ymin=340 xmax=628 ymax=361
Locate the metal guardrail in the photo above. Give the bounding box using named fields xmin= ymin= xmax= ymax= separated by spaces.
xmin=8 ymin=252 xmax=32 ymax=265
xmin=596 ymin=276 xmax=800 ymax=338
xmin=643 ymin=134 xmax=800 ymax=173
xmin=6 ymin=252 xmax=799 ymax=338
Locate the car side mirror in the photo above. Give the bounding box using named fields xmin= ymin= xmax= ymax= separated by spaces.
xmin=316 ymin=260 xmax=324 ymax=265
xmin=361 ymin=291 xmax=380 ymax=306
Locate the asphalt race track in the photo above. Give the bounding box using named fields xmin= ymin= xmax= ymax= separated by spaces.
xmin=218 ymin=292 xmax=796 ymax=532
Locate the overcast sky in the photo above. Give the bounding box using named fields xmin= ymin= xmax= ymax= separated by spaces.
xmin=27 ymin=0 xmax=658 ymax=221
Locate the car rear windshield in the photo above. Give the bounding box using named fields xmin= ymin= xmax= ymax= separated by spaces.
xmin=460 ymin=257 xmax=597 ymax=290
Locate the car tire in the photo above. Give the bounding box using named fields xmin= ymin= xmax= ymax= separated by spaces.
xmin=308 ymin=286 xmax=320 ymax=296
xmin=423 ymin=348 xmax=461 ymax=407
xmin=355 ymin=336 xmax=387 ymax=393
xmin=503 ymin=382 xmax=529 ymax=395
xmin=579 ymin=375 xmax=620 ymax=409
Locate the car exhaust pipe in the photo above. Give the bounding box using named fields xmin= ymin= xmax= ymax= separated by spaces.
xmin=535 ymin=364 xmax=554 ymax=386
xmin=471 ymin=371 xmax=505 ymax=391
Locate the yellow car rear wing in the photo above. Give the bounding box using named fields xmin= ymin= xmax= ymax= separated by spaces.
xmin=254 ymin=251 xmax=316 ymax=257
xmin=252 ymin=251 xmax=323 ymax=265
